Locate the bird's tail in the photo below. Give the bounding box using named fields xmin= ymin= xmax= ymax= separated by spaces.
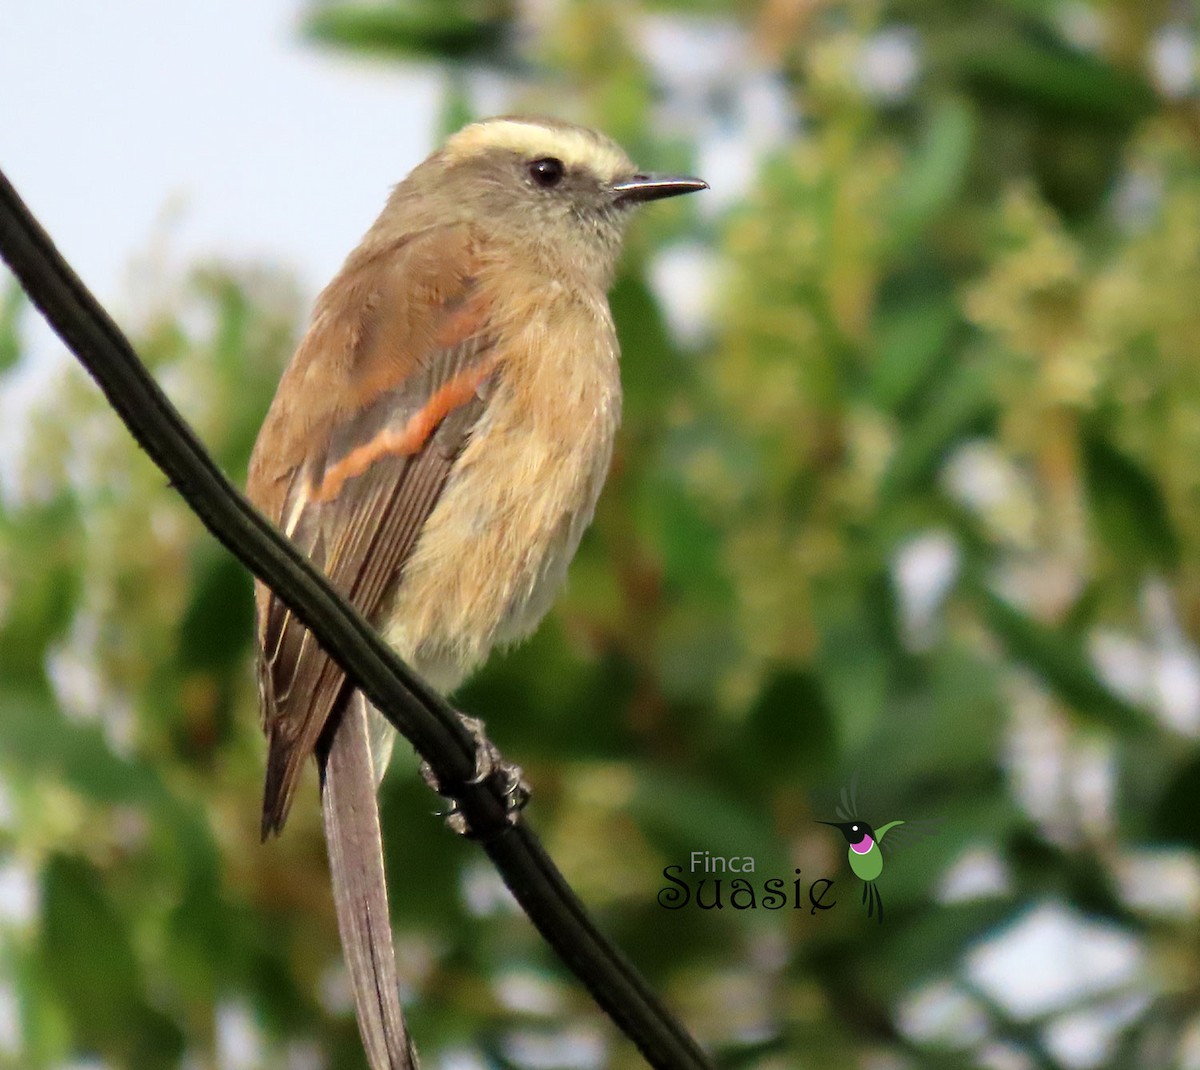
xmin=320 ymin=691 xmax=418 ymax=1069
xmin=865 ymin=881 xmax=883 ymax=924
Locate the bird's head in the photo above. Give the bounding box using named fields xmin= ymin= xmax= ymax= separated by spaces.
xmin=389 ymin=115 xmax=707 ymax=283
xmin=819 ymin=820 xmax=876 ymax=848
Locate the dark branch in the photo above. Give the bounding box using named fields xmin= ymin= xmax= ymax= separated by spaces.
xmin=0 ymin=166 xmax=713 ymax=1070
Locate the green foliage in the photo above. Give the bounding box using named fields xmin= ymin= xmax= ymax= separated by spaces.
xmin=303 ymin=1 xmax=509 ymax=61
xmin=3 ymin=2 xmax=1200 ymax=1068
xmin=0 ymin=282 xmax=24 ymax=375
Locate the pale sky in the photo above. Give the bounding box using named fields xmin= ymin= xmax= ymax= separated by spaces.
xmin=2 ymin=0 xmax=442 ymax=308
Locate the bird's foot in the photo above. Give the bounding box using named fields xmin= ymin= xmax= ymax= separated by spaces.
xmin=420 ymin=713 xmax=531 ymax=838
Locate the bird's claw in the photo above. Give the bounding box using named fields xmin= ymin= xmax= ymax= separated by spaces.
xmin=420 ymin=713 xmax=531 ymax=838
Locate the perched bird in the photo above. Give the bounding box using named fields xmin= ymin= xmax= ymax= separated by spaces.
xmin=246 ymin=115 xmax=706 ymax=1067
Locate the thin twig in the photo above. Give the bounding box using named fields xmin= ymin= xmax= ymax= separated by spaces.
xmin=0 ymin=166 xmax=713 ymax=1070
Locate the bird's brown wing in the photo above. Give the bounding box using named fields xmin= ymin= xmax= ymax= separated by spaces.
xmin=248 ymin=226 xmax=498 ymax=837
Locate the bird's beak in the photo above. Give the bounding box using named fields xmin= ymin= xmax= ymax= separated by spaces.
xmin=611 ymin=173 xmax=709 ymax=205
xmin=817 ymin=821 xmax=843 ymax=829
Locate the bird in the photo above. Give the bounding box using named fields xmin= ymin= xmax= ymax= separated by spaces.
xmin=246 ymin=115 xmax=706 ymax=1068
xmin=818 ymin=776 xmax=941 ymax=924
xmin=818 ymin=818 xmax=903 ymax=923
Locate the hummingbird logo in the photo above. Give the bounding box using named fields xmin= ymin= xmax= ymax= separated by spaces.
xmin=818 ymin=776 xmax=939 ymax=924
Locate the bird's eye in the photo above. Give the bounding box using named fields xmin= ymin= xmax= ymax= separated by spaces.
xmin=529 ymin=157 xmax=565 ymax=188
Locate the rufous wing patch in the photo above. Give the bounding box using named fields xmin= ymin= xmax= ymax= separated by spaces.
xmin=311 ymin=359 xmax=494 ymax=503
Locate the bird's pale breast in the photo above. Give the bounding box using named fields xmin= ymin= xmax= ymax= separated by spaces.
xmin=379 ymin=280 xmax=621 ymax=695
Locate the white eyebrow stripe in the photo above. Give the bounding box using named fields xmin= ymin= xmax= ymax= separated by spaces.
xmin=443 ymin=119 xmax=632 ymax=180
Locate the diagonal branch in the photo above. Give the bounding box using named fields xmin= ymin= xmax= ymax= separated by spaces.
xmin=0 ymin=166 xmax=713 ymax=1070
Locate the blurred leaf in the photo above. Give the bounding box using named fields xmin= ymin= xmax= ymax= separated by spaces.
xmin=868 ymin=900 xmax=1012 ymax=995
xmin=889 ymin=96 xmax=976 ymax=246
xmin=1152 ymin=752 xmax=1200 ymax=851
xmin=869 ymin=291 xmax=958 ymax=413
xmin=609 ymin=268 xmax=684 ymax=427
xmin=634 ymin=0 xmax=736 ymax=10
xmin=459 ymin=617 xmax=638 ymax=756
xmin=0 ymin=277 xmax=25 ymax=374
xmin=178 ymin=549 xmax=254 ymax=672
xmin=0 ymin=685 xmax=167 ymax=806
xmin=631 ymin=766 xmax=786 ymax=875
xmin=379 ymin=749 xmax=478 ymax=932
xmin=304 ymin=1 xmax=510 ymax=61
xmin=741 ymin=669 xmax=837 ymax=783
xmin=163 ymin=875 xmax=234 ymax=1004
xmin=814 ymin=577 xmax=898 ymax=752
xmin=852 ymin=646 xmax=1006 ymax=785
xmin=1083 ymin=432 xmax=1179 ymax=572
xmin=0 ymin=496 xmax=80 ymax=683
xmin=979 ymin=589 xmax=1153 ymax=734
xmin=871 ymin=789 xmax=1010 ymax=906
xmin=40 ymin=856 xmax=184 ymax=1068
xmin=0 ymin=685 xmax=220 ymax=888
xmin=959 ymin=33 xmax=1156 ymax=128
xmin=208 ymin=272 xmax=251 ymax=378
xmin=878 ymin=354 xmax=995 ymax=501
xmin=11 ymin=940 xmax=72 ymax=1068
xmin=655 ymin=606 xmax=740 ymax=704
xmin=644 ymin=477 xmax=726 ymax=600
